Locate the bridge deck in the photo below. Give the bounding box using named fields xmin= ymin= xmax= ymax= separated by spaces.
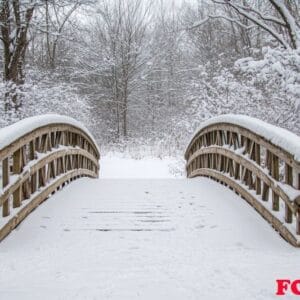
xmin=0 ymin=159 xmax=299 ymax=299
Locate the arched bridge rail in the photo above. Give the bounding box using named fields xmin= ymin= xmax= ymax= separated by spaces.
xmin=0 ymin=115 xmax=100 ymax=242
xmin=185 ymin=115 xmax=300 ymax=247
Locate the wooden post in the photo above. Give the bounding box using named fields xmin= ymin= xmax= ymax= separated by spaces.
xmin=35 ymin=136 xmax=40 ymax=152
xmin=285 ymin=163 xmax=293 ymax=223
xmin=29 ymin=140 xmax=35 ymax=160
xmin=13 ymin=148 xmax=22 ymax=208
xmin=247 ymin=170 xmax=254 ymax=189
xmin=50 ymin=132 xmax=55 ymax=148
xmin=255 ymin=144 xmax=261 ymax=195
xmin=2 ymin=158 xmax=10 ymax=217
xmin=266 ymin=150 xmax=271 ymax=175
xmin=56 ymin=131 xmax=61 ymax=146
xmin=38 ymin=167 xmax=46 ymax=188
xmin=296 ymin=199 xmax=300 ymax=235
xmin=21 ymin=146 xmax=31 ymax=201
xmin=234 ymin=162 xmax=240 ymax=180
xmin=296 ymin=174 xmax=300 ymax=234
xmin=31 ymin=172 xmax=37 ymax=194
xmin=271 ymin=154 xmax=279 ymax=211
xmin=62 ymin=156 xmax=66 ymax=173
xmin=262 ymin=183 xmax=269 ymax=201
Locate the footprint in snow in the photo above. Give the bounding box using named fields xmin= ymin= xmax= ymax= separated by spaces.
xmin=196 ymin=225 xmax=205 ymax=229
xmin=235 ymin=242 xmax=247 ymax=249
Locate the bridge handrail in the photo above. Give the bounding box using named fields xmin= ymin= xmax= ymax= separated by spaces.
xmin=185 ymin=114 xmax=300 ymax=247
xmin=0 ymin=115 xmax=100 ymax=242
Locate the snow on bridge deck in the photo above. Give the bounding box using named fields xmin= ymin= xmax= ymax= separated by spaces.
xmin=0 ymin=156 xmax=299 ymax=300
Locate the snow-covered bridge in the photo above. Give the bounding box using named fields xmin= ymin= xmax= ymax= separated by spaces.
xmin=1 ymin=115 xmax=300 ymax=299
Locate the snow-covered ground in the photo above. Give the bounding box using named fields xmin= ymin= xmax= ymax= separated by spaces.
xmin=0 ymin=155 xmax=299 ymax=299
xmin=100 ymin=153 xmax=185 ymax=178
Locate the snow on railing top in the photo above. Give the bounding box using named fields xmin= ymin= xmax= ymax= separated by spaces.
xmin=0 ymin=114 xmax=99 ymax=153
xmin=188 ymin=114 xmax=300 ymax=163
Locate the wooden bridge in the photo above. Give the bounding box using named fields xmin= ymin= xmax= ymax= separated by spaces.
xmin=0 ymin=114 xmax=300 ymax=299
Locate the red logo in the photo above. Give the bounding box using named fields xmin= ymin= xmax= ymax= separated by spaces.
xmin=276 ymin=279 xmax=300 ymax=296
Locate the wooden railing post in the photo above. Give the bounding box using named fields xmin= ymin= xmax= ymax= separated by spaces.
xmin=285 ymin=163 xmax=293 ymax=223
xmin=29 ymin=140 xmax=37 ymax=194
xmin=271 ymin=154 xmax=280 ymax=211
xmin=255 ymin=143 xmax=261 ymax=195
xmin=296 ymin=198 xmax=300 ymax=235
xmin=2 ymin=158 xmax=10 ymax=217
xmin=13 ymin=148 xmax=22 ymax=208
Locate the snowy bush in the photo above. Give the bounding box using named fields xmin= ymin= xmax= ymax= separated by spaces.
xmin=0 ymin=69 xmax=92 ymax=131
xmin=235 ymin=47 xmax=300 ymax=110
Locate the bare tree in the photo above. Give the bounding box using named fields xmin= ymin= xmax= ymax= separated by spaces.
xmin=92 ymin=0 xmax=153 ymax=137
xmin=0 ymin=1 xmax=36 ymax=86
xmin=44 ymin=0 xmax=84 ymax=68
xmin=207 ymin=0 xmax=300 ymax=49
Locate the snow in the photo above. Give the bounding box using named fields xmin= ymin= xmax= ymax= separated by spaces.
xmin=0 ymin=156 xmax=300 ymax=299
xmin=100 ymin=153 xmax=185 ymax=178
xmin=277 ymin=182 xmax=300 ymax=201
xmin=188 ymin=114 xmax=300 ymax=162
xmin=0 ymin=114 xmax=99 ymax=153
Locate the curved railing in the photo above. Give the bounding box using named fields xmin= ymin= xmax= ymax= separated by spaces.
xmin=185 ymin=115 xmax=300 ymax=247
xmin=0 ymin=115 xmax=100 ymax=242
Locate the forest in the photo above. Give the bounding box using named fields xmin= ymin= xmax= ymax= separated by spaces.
xmin=0 ymin=0 xmax=299 ymax=156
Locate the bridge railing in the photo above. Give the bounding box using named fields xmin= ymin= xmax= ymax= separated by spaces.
xmin=0 ymin=115 xmax=100 ymax=241
xmin=185 ymin=115 xmax=300 ymax=247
